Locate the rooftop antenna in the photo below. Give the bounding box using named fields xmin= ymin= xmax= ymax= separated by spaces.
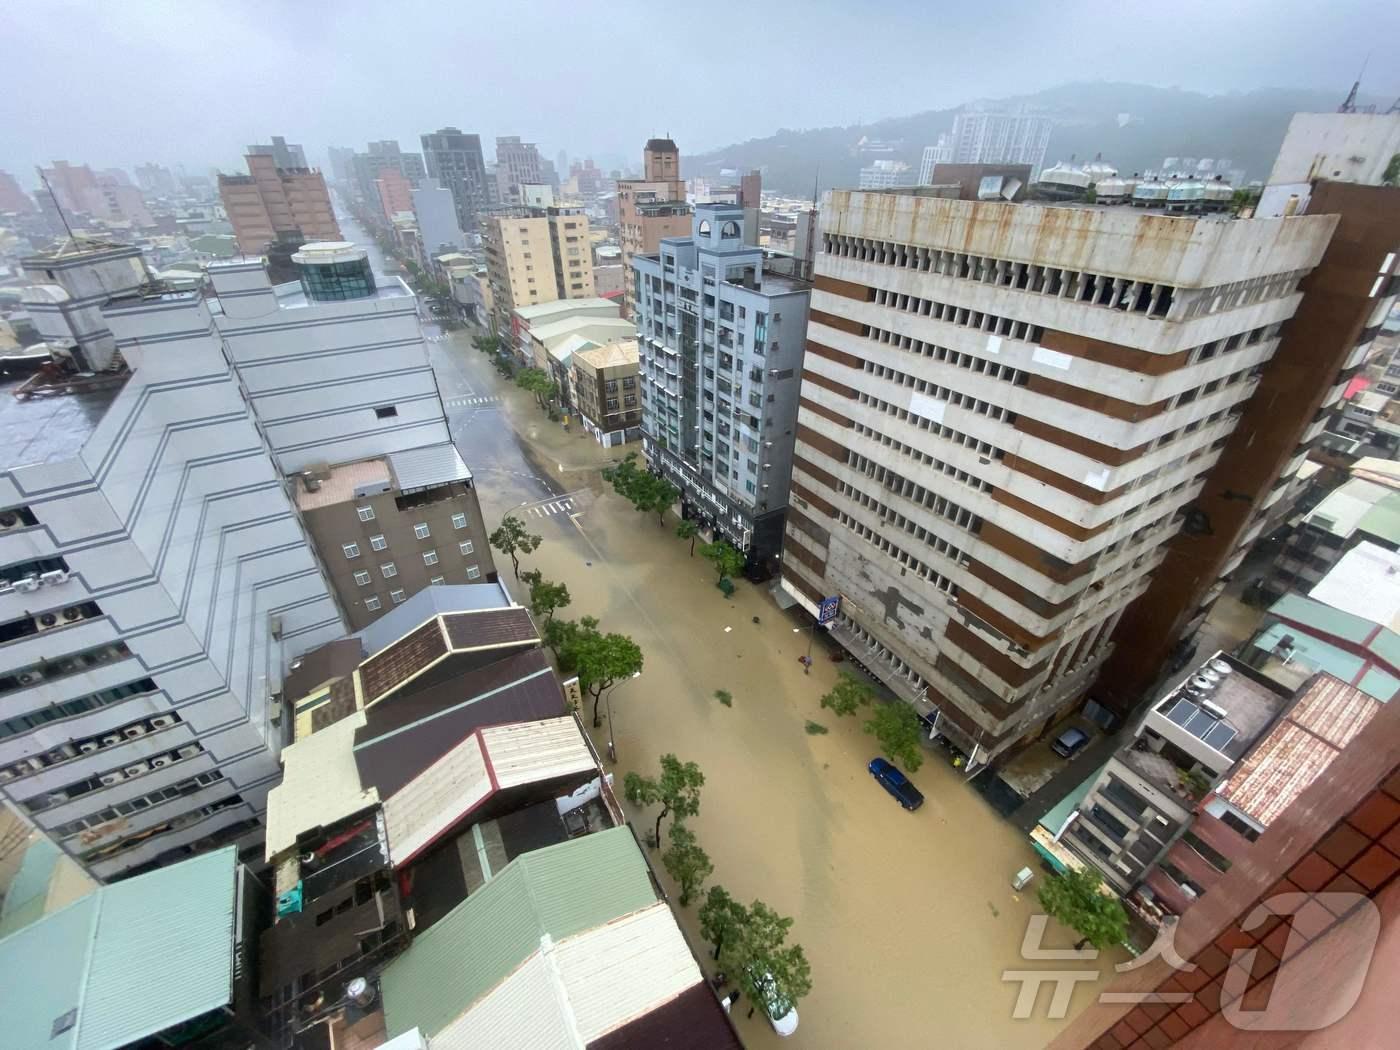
xmin=1338 ymin=55 xmax=1370 ymax=113
xmin=36 ymin=166 xmax=77 ymax=243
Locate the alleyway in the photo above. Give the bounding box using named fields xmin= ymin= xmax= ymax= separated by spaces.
xmin=427 ymin=326 xmax=1127 ymax=1049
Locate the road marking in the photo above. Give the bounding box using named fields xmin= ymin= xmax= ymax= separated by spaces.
xmin=527 ymin=498 xmax=576 ymax=518
xmin=445 ymin=395 xmax=501 ymax=408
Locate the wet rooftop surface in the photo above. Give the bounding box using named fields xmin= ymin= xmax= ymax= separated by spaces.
xmin=0 ymin=371 xmax=128 ymax=470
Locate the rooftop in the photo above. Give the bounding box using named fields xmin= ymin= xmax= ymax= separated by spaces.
xmin=1218 ymin=675 xmax=1382 ymax=826
xmin=0 ymin=369 xmax=130 ymax=470
xmin=265 ymin=711 xmax=380 ymax=859
xmin=1150 ymin=656 xmax=1289 ymax=760
xmin=356 ymin=581 xmax=513 ymax=658
xmin=293 ymin=457 xmax=392 ymax=510
xmin=514 ymin=296 xmax=620 ymax=323
xmin=1301 ymin=477 xmax=1400 ymax=541
xmin=1309 ymin=542 xmax=1400 ymax=632
xmin=528 ymin=315 xmax=634 ymax=347
xmin=574 ymin=339 xmax=640 ymax=371
xmin=0 ymin=847 xmax=237 ymax=1050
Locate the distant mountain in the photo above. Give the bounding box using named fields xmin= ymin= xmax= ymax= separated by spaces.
xmin=687 ymin=82 xmax=1374 ymax=196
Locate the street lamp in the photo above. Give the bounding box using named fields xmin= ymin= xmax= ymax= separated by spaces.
xmin=605 ymin=670 xmax=642 ymax=764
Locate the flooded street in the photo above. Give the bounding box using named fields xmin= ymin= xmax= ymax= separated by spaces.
xmin=423 ymin=326 xmax=1127 ymax=1049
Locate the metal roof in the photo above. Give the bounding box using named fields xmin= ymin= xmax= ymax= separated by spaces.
xmin=1219 ymin=675 xmax=1381 ymax=826
xmin=0 ymin=846 xmax=237 ymax=1050
xmin=387 ymin=443 xmax=472 ymax=491
xmin=383 ymin=717 xmax=597 ymax=867
xmin=1310 ymin=542 xmax=1400 ymax=632
xmin=355 ymin=582 xmax=514 ymax=658
xmin=265 ymin=710 xmax=381 ymax=860
xmin=379 ymin=827 xmax=657 ymax=1041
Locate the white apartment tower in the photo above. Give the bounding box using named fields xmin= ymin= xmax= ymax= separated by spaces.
xmin=782 ymin=189 xmax=1337 ymax=770
xmin=951 ymin=110 xmax=1054 ymax=174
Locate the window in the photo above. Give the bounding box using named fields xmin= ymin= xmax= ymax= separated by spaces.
xmin=390 ymin=589 xmax=407 ymax=604
xmin=353 ymin=570 xmax=371 ymax=587
xmin=429 ymin=576 xmax=446 ymax=586
xmin=381 ymin=562 xmax=398 ymax=579
xmin=374 ymin=405 xmax=398 ymax=419
xmin=370 ymin=535 xmax=387 ymax=551
xmin=466 ymin=565 xmax=482 ymax=580
xmin=458 ymin=540 xmax=475 ymax=555
xmin=364 ymin=596 xmax=382 ymax=612
xmin=1220 ymin=810 xmax=1261 ymax=842
xmin=414 ymin=523 xmax=431 ymax=539
xmin=423 ymin=550 xmax=439 ymax=566
xmin=452 ymin=513 xmax=468 ymax=529
xmin=357 ymin=506 xmax=375 ymax=522
xmin=342 ymin=542 xmax=360 ymax=559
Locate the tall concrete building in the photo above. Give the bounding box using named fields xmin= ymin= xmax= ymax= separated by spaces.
xmin=633 ymin=205 xmax=812 ymax=568
xmin=412 ymin=178 xmax=466 ymax=256
xmin=494 ymin=136 xmax=543 ymax=207
xmin=1 ymin=242 xmax=345 ymax=881
xmin=0 ymin=170 xmax=36 ymax=214
xmin=919 ymin=136 xmax=954 ymax=185
xmin=133 ymin=163 xmax=177 ymax=198
xmin=326 ymin=146 xmax=357 ymax=187
xmin=483 ymin=205 xmax=595 ymax=330
xmin=859 ymin=160 xmax=915 ymax=189
xmin=375 ymin=168 xmax=415 ymax=222
xmin=351 ymin=142 xmax=426 ymax=208
xmin=421 ymin=128 xmax=490 ymax=234
xmin=781 ymin=186 xmax=1336 ymax=769
xmin=218 ymin=152 xmax=340 ymax=256
xmin=247 ymin=135 xmax=308 ymax=170
xmin=950 ymin=110 xmax=1054 ymax=173
xmin=37 ymin=161 xmax=103 ymax=217
xmin=617 ymin=139 xmax=690 ymax=319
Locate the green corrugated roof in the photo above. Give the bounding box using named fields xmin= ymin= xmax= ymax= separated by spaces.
xmin=1037 ymin=765 xmax=1107 ymax=835
xmin=0 ymin=846 xmax=237 ymax=1050
xmin=380 ymin=826 xmax=656 ymax=1039
xmin=1255 ymin=621 xmax=1366 ymax=682
xmin=1269 ymin=592 xmax=1375 ymax=645
xmin=1357 ymin=491 xmax=1400 ymax=547
xmin=0 ymin=838 xmax=60 ymax=936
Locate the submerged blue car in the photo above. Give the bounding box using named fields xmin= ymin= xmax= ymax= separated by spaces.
xmin=868 ymin=757 xmax=924 ymax=811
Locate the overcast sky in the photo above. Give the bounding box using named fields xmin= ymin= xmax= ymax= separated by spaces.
xmin=3 ymin=0 xmax=1397 ymax=183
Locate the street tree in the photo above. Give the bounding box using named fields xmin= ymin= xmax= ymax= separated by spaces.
xmin=488 ymin=514 xmax=541 ymax=579
xmin=819 ymin=671 xmax=875 ymax=718
xmin=720 ymin=899 xmax=813 ymax=1023
xmin=515 ymin=367 xmax=556 ymax=410
xmin=863 ymin=701 xmax=924 ymax=772
xmin=698 ymin=885 xmax=746 ymax=960
xmin=676 ymin=518 xmax=700 ymax=555
xmin=472 ymin=333 xmax=500 ymax=356
xmin=520 ymin=569 xmax=571 ymax=626
xmin=623 ymin=753 xmax=704 ymax=848
xmin=1038 ymin=867 xmax=1128 ymax=951
xmin=543 ymin=615 xmax=597 ymax=674
xmin=569 ymin=623 xmax=644 ymax=728
xmin=699 ymin=540 xmax=745 ymax=583
xmin=661 ymin=822 xmax=713 ymax=906
xmin=603 ymin=452 xmax=677 ymax=525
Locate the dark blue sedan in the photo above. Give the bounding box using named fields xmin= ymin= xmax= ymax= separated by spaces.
xmin=868 ymin=757 xmax=925 ymax=811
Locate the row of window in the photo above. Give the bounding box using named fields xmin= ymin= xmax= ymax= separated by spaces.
xmin=348 ymin=542 xmax=475 ymax=582
xmin=28 ymin=741 xmax=206 ymax=814
xmin=864 ymin=325 xmax=1031 ymax=386
xmin=839 ymin=491 xmax=969 ymax=567
xmin=343 ymin=527 xmax=472 ymax=561
xmin=857 ymin=367 xmax=1013 ymax=422
xmin=53 ymin=769 xmax=226 ymax=839
xmin=355 ymin=507 xmax=470 ymax=534
xmin=0 ymin=678 xmax=157 ymax=742
xmin=850 ymin=422 xmax=996 ymax=494
xmin=361 ymin=566 xmax=482 ymax=612
xmin=837 ymin=511 xmax=960 ymax=595
xmin=840 ymin=457 xmax=982 ymax=534
xmin=81 ymin=792 xmax=246 ymax=865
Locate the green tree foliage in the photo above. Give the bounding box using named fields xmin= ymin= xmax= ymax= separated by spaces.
xmin=603 ymin=452 xmax=679 ymax=525
xmin=543 ymin=615 xmax=597 ymax=674
xmin=713 ymin=689 xmax=733 ymax=708
xmin=520 ymin=570 xmax=570 ymax=626
xmin=515 ymin=367 xmax=557 ymax=410
xmin=819 ymin=671 xmax=875 ymax=718
xmin=698 ymin=885 xmax=746 ymax=960
xmin=1037 ymin=866 xmax=1128 ymax=951
xmin=720 ymin=899 xmax=813 ymax=1022
xmin=699 ymin=540 xmax=745 ymax=583
xmin=488 ymin=514 xmax=541 ymax=579
xmin=675 ymin=518 xmax=701 ymax=556
xmin=661 ymin=823 xmax=713 ymax=906
xmin=472 ymin=333 xmax=501 ymax=356
xmin=863 ymin=702 xmax=924 ymax=772
xmin=623 ymin=753 xmax=704 ymax=848
xmin=567 ymin=622 xmax=644 ymax=728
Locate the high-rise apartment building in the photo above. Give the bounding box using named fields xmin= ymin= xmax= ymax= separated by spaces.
xmin=421 ymin=128 xmax=490 ymax=234
xmin=781 ymin=186 xmax=1335 ymax=769
xmin=326 ymin=146 xmax=357 ymax=186
xmin=2 ymin=243 xmax=345 ymax=880
xmin=617 ymin=139 xmax=691 ymax=319
xmin=494 ymin=136 xmax=543 ymax=207
xmin=633 ymin=205 xmax=812 ymax=568
xmin=950 ymin=110 xmax=1054 ymax=173
xmin=919 ymin=136 xmax=954 ymax=185
xmin=375 ymin=168 xmax=414 ymax=222
xmin=483 ymin=205 xmax=595 ymax=330
xmin=218 ymin=152 xmax=340 ymax=256
xmin=247 ymin=135 xmax=308 ymax=170
xmin=350 ymin=141 xmax=425 ymax=208
xmin=0 ymin=171 xmax=35 ymax=214
xmin=37 ymin=161 xmax=103 ymax=217
xmin=412 ymin=178 xmax=466 ymax=256
xmin=133 ymin=163 xmax=177 ymax=198
xmin=859 ymin=160 xmax=915 ymax=189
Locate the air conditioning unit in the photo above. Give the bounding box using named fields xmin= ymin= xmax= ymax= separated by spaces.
xmin=0 ymin=768 xmax=15 ymax=783
xmin=150 ymin=755 xmax=173 ymax=769
xmin=37 ymin=612 xmax=61 ymax=630
xmin=123 ymin=725 xmax=147 ymax=739
xmin=0 ymin=511 xmax=21 ymax=531
xmin=100 ymin=770 xmax=127 ymax=786
xmin=78 ymin=741 xmax=99 ymax=754
xmin=39 ymin=570 xmax=70 ymax=586
xmin=149 ymin=715 xmax=176 ymax=730
xmin=177 ymin=745 xmax=200 ymax=759
xmin=124 ymin=761 xmax=149 ymax=777
xmin=62 ymin=607 xmax=83 ymax=622
xmin=17 ymin=670 xmax=42 ymax=686
xmin=0 ymin=581 xmax=13 ymax=595
xmin=101 ymin=735 xmax=122 ymax=747
xmin=14 ymin=578 xmax=41 ymax=594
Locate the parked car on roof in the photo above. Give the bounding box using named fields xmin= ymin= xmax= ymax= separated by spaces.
xmin=1050 ymin=726 xmax=1091 ymax=759
xmin=868 ymin=757 xmax=924 ymax=811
